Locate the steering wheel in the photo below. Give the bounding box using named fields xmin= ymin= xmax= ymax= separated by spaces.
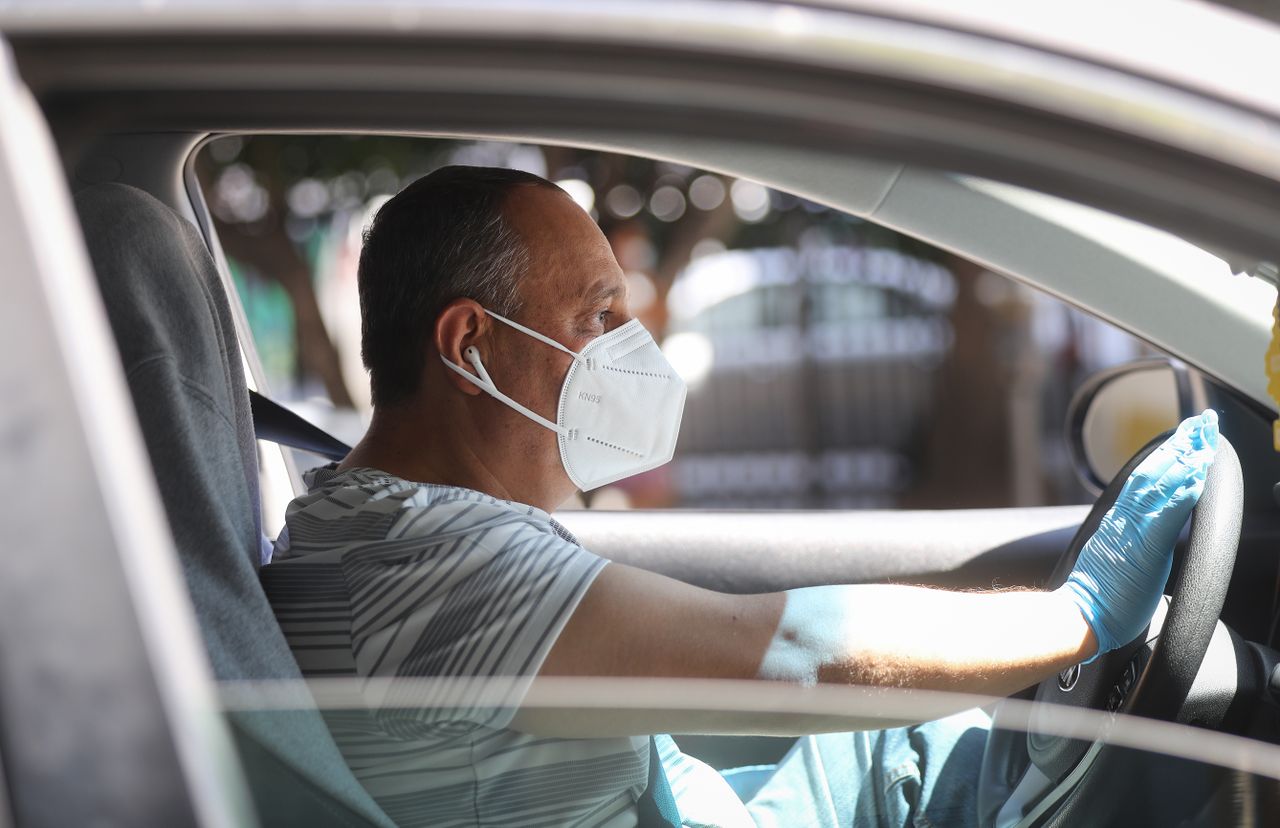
xmin=977 ymin=432 xmax=1242 ymax=827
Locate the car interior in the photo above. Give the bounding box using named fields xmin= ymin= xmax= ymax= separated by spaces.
xmin=10 ymin=12 xmax=1280 ymax=826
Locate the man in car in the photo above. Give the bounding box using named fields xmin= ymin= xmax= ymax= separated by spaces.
xmin=263 ymin=165 xmax=1219 ymax=827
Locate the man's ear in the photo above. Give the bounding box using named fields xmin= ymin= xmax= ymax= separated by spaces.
xmin=434 ymin=299 xmax=489 ymax=396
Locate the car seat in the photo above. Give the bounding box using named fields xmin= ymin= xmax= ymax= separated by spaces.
xmin=74 ymin=182 xmax=394 ymax=828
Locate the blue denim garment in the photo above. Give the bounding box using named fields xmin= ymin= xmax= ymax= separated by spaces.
xmin=741 ymin=708 xmax=990 ymax=828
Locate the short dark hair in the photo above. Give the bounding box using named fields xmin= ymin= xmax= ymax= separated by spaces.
xmin=357 ymin=165 xmax=557 ymax=407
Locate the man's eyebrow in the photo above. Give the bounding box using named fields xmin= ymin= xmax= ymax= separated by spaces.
xmin=579 ymin=280 xmax=625 ymax=305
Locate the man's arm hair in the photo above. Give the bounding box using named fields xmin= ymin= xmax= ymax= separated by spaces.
xmin=511 ymin=562 xmax=1095 ymax=737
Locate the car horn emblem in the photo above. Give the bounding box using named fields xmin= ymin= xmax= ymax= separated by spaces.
xmin=1058 ymin=663 xmax=1081 ymax=692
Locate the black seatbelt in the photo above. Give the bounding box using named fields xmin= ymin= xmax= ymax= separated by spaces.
xmin=249 ymin=389 xmax=352 ymax=461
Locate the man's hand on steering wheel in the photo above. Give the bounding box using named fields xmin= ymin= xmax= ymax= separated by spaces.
xmin=1059 ymin=410 xmax=1220 ymax=663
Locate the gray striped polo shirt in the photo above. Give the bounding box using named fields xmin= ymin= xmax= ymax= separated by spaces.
xmin=263 ymin=465 xmax=752 ymax=828
xmin=260 ymin=466 xmax=713 ymax=828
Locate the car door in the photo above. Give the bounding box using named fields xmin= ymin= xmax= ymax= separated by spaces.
xmin=9 ymin=0 xmax=1280 ymax=812
xmin=0 ymin=33 xmax=250 ymax=828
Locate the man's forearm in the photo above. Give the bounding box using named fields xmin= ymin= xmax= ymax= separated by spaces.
xmin=758 ymin=584 xmax=1097 ymax=697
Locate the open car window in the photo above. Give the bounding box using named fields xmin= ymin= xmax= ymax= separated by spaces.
xmin=194 ymin=135 xmax=1171 ymax=526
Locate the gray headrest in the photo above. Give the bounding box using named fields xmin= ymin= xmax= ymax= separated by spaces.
xmin=78 ymin=183 xmax=263 ymax=571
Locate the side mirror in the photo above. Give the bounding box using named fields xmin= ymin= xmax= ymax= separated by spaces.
xmin=1067 ymin=358 xmax=1198 ymax=494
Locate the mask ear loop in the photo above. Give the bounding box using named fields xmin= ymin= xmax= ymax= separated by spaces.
xmin=440 ymin=348 xmax=568 ymax=436
xmin=485 ymin=310 xmax=586 ymax=363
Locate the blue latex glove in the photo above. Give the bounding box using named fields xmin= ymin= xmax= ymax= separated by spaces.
xmin=1060 ymin=409 xmax=1219 ymax=662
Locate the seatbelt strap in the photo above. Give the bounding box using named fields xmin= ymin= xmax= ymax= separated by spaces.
xmin=636 ymin=737 xmax=682 ymax=828
xmin=248 ymin=389 xmax=351 ymax=461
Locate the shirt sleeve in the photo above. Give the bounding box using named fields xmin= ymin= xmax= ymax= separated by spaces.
xmin=344 ymin=492 xmax=606 ymax=732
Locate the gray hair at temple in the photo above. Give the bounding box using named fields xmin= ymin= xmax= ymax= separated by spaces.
xmin=356 ymin=165 xmax=560 ymax=408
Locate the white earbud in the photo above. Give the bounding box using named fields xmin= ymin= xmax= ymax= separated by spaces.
xmin=463 ymin=346 xmax=493 ymax=385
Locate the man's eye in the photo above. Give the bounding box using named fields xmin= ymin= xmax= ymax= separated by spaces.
xmin=596 ymin=310 xmax=612 ymax=325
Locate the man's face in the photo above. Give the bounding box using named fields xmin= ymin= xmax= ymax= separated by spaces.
xmin=484 ymin=185 xmax=631 ymax=498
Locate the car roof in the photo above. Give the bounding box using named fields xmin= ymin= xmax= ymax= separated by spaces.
xmin=5 ymin=0 xmax=1280 ymax=120
xmin=5 ymin=0 xmax=1278 ymax=408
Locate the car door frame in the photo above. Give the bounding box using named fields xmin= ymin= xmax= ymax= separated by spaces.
xmin=0 ymin=36 xmax=251 ymax=828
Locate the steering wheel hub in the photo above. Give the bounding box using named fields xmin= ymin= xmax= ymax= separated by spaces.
xmin=1056 ymin=665 xmax=1081 ymax=693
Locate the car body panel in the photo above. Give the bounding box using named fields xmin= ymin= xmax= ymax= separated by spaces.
xmin=0 ymin=39 xmax=247 ymax=828
xmin=3 ymin=2 xmax=1280 ymax=824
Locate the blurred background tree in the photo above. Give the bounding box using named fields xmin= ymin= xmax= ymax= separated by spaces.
xmin=195 ymin=135 xmax=941 ymax=408
xmin=195 ymin=135 xmax=455 ymax=407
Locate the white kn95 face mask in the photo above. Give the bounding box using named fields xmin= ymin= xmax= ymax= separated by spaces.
xmin=440 ymin=308 xmax=687 ymax=492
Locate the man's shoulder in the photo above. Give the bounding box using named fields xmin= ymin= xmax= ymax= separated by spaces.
xmin=275 ymin=465 xmax=571 ymax=559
